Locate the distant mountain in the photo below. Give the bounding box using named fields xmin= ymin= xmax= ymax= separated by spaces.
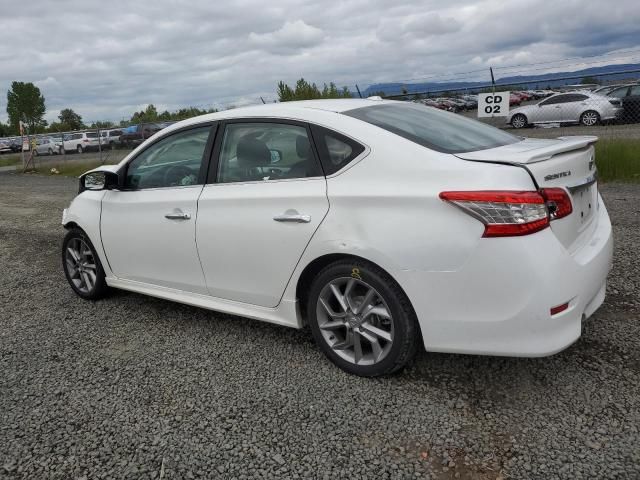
xmin=360 ymin=63 xmax=640 ymax=97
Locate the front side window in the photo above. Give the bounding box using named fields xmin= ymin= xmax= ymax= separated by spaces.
xmin=125 ymin=126 xmax=211 ymax=189
xmin=540 ymin=95 xmax=568 ymax=106
xmin=217 ymin=123 xmax=321 ymax=183
xmin=630 ymin=86 xmax=640 ymax=96
xmin=344 ymin=102 xmax=519 ymax=154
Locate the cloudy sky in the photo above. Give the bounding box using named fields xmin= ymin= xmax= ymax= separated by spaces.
xmin=1 ymin=0 xmax=639 ymax=124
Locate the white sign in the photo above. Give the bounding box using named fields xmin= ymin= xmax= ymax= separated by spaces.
xmin=478 ymin=92 xmax=510 ymax=118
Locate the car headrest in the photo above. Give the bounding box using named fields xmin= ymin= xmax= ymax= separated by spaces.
xmin=296 ymin=135 xmax=311 ymax=159
xmin=237 ymin=136 xmax=271 ymax=168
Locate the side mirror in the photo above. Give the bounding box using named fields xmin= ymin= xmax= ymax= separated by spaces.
xmin=79 ymin=170 xmax=119 ymax=193
xmin=269 ymin=149 xmax=282 ymax=164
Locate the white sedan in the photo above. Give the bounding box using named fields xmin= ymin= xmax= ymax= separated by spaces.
xmin=61 ymin=99 xmax=613 ymax=376
xmin=506 ymin=91 xmax=622 ymax=128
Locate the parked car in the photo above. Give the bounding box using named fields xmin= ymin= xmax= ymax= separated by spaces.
xmin=0 ymin=140 xmax=12 ymax=154
xmin=509 ymin=94 xmax=522 ymax=106
xmin=32 ymin=136 xmax=60 ymax=156
xmin=60 ymin=132 xmax=102 ymax=153
xmin=61 ymin=99 xmax=612 ymax=377
xmin=8 ymin=138 xmax=23 ymax=153
xmin=118 ymin=123 xmax=162 ymax=147
xmin=103 ymin=129 xmax=123 ymax=149
xmin=593 ymin=85 xmax=614 ymax=96
xmin=606 ymin=84 xmax=640 ymax=123
xmin=507 ymin=91 xmax=622 ymax=128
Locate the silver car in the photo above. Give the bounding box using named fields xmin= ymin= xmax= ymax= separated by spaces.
xmin=506 ymin=91 xmax=622 ymax=128
xmin=33 ymin=137 xmax=61 ymax=156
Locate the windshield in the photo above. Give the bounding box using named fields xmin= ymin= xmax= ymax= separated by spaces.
xmin=343 ymin=102 xmax=520 ymax=153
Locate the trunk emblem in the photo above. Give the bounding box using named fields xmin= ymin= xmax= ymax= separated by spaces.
xmin=544 ymin=171 xmax=571 ymax=182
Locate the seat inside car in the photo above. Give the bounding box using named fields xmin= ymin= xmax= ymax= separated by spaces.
xmin=236 ymin=136 xmax=271 ymax=180
xmin=287 ymin=135 xmax=320 ymax=178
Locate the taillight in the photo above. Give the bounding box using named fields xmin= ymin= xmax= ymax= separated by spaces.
xmin=540 ymin=188 xmax=572 ymax=220
xmin=440 ymin=189 xmax=573 ymax=237
xmin=83 ymin=139 xmax=89 ymax=142
xmin=439 ymin=191 xmax=549 ymax=237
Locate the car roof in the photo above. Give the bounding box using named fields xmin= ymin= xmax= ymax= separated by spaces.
xmin=158 ymin=98 xmax=396 ymax=135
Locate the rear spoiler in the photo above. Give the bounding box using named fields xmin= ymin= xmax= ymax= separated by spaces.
xmin=456 ymin=136 xmax=599 ymax=164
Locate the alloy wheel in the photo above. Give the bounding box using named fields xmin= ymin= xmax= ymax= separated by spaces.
xmin=511 ymin=114 xmax=526 ymax=128
xmin=582 ymin=111 xmax=598 ymax=126
xmin=316 ymin=277 xmax=394 ymax=366
xmin=64 ymin=237 xmax=97 ymax=294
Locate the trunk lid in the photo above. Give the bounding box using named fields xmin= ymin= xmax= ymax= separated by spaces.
xmin=455 ymin=136 xmax=599 ymax=252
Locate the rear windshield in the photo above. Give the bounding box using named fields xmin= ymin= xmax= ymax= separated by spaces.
xmin=86 ymin=132 xmax=98 ymax=138
xmin=344 ymin=102 xmax=520 ymax=153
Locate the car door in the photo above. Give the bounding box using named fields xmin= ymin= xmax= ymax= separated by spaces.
xmin=100 ymin=124 xmax=216 ymax=294
xmin=535 ymin=95 xmax=567 ymax=122
xmin=624 ymin=85 xmax=640 ymax=122
xmin=558 ymin=94 xmax=588 ymax=122
xmin=196 ymin=120 xmax=329 ymax=308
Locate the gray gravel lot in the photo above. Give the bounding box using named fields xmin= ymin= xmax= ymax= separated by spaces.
xmin=1 ymin=173 xmax=639 ymax=480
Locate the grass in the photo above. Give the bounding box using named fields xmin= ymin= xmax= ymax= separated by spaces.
xmin=34 ymin=160 xmax=115 ymax=177
xmin=595 ymin=139 xmax=640 ymax=183
xmin=0 ymin=154 xmax=22 ymax=167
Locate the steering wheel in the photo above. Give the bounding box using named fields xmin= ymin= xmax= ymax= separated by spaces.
xmin=163 ymin=165 xmax=195 ymax=186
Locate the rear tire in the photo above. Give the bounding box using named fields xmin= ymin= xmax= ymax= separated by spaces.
xmin=306 ymin=259 xmax=419 ymax=377
xmin=48 ymin=148 xmax=53 ymax=155
xmin=77 ymin=145 xmax=83 ymax=154
xmin=580 ymin=110 xmax=600 ymax=127
xmin=62 ymin=228 xmax=110 ymax=300
xmin=33 ymin=149 xmax=39 ymax=156
xmin=511 ymin=113 xmax=528 ymax=129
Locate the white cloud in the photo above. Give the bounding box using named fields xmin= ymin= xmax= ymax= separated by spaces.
xmin=0 ymin=0 xmax=638 ymax=124
xmin=249 ymin=20 xmax=324 ymax=52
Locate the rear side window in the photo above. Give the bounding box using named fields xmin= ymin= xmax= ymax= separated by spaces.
xmin=343 ymin=103 xmax=519 ymax=154
xmin=310 ymin=125 xmax=365 ymax=175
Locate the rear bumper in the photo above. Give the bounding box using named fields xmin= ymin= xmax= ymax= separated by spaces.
xmin=402 ymin=197 xmax=613 ymax=357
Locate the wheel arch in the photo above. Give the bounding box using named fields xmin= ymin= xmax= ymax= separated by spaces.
xmin=294 ymin=253 xmax=418 ymax=327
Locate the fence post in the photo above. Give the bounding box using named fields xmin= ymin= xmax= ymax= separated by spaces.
xmin=97 ymin=127 xmax=103 ymax=164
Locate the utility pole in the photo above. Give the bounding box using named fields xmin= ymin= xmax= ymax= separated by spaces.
xmin=355 ymin=85 xmax=363 ymax=98
xmin=490 ymin=66 xmax=496 ymax=96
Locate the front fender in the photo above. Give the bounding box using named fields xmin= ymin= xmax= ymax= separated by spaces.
xmin=62 ymin=191 xmax=113 ymax=277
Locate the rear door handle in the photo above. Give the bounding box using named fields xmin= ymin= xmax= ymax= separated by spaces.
xmin=273 ymin=213 xmax=311 ymax=223
xmin=165 ymin=211 xmax=191 ymax=220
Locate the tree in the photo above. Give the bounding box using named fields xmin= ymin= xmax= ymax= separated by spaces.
xmin=581 ymin=76 xmax=599 ymax=85
xmin=0 ymin=121 xmax=10 ymax=137
xmin=277 ymin=78 xmax=352 ymax=102
xmin=89 ymin=120 xmax=115 ymax=129
xmin=58 ymin=108 xmax=84 ymax=131
xmin=6 ymin=81 xmax=47 ymax=134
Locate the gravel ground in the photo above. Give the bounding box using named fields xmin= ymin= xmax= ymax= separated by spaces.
xmin=1 ymin=173 xmax=638 ymax=480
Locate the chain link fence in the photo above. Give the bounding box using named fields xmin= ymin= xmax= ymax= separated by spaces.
xmin=383 ymin=70 xmax=640 ymax=142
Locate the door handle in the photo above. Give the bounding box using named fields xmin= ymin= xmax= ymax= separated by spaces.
xmin=273 ymin=213 xmax=311 ymax=223
xmin=165 ymin=211 xmax=191 ymax=220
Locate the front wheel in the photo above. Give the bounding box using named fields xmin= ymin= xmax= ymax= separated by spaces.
xmin=511 ymin=113 xmax=528 ymax=129
xmin=580 ymin=110 xmax=600 ymax=126
xmin=62 ymin=228 xmax=110 ymax=300
xmin=307 ymin=260 xmax=419 ymax=377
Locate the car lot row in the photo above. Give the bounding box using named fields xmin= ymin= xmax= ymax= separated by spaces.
xmin=415 ymin=82 xmax=640 ymax=128
xmin=0 ymin=121 xmax=175 ymax=157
